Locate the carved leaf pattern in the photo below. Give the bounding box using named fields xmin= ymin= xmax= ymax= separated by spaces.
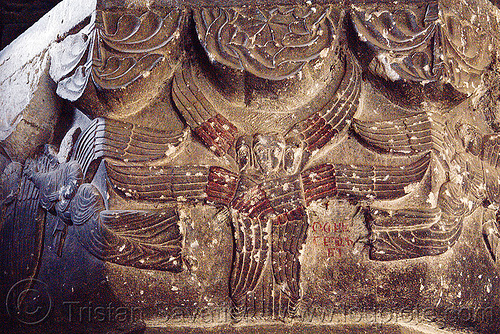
xmin=194 ymin=5 xmax=334 ymax=80
xmin=93 ymin=9 xmax=181 ymax=89
xmin=352 ymin=3 xmax=443 ymax=82
xmin=49 ymin=9 xmax=182 ymax=99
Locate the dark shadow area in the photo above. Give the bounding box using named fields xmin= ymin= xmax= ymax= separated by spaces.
xmin=1 ymin=0 xmax=62 ymax=49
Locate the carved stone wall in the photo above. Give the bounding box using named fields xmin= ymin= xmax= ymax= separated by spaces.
xmin=1 ymin=0 xmax=500 ymax=333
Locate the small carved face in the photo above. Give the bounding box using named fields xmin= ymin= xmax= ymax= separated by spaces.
xmin=236 ymin=133 xmax=306 ymax=177
xmin=456 ymin=123 xmax=481 ymax=156
xmin=253 ymin=134 xmax=285 ymax=175
xmin=236 ymin=136 xmax=253 ymax=171
xmin=283 ymin=136 xmax=306 ymax=175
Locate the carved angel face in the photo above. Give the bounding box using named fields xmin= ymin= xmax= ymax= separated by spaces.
xmin=236 ymin=136 xmax=253 ymax=171
xmin=456 ymin=122 xmax=482 ymax=155
xmin=253 ymin=134 xmax=285 ymax=175
xmin=235 ymin=133 xmax=306 ymax=178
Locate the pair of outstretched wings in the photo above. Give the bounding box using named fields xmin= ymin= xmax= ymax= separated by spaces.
xmin=0 ymin=117 xmax=191 ymax=289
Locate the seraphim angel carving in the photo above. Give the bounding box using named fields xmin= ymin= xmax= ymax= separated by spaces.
xmin=1 ymin=0 xmax=499 ymax=320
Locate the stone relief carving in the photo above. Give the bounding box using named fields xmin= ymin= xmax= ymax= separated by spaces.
xmin=2 ymin=0 xmax=500 ymax=332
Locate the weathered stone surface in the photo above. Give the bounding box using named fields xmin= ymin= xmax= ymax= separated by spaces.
xmin=1 ymin=0 xmax=500 ymax=333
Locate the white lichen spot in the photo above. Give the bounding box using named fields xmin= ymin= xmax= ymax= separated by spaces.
xmin=320 ymin=48 xmax=329 ymax=58
xmin=404 ymin=182 xmax=419 ymax=194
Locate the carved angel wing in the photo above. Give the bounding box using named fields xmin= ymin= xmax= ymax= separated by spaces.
xmin=172 ymin=62 xmax=239 ymax=156
xmin=270 ymin=207 xmax=308 ymax=315
xmin=71 ymin=118 xmax=187 ymax=179
xmin=352 ymin=113 xmax=433 ymax=154
xmin=288 ymin=52 xmax=361 ymax=153
xmin=369 ymin=172 xmax=481 ymax=261
xmin=229 ymin=185 xmax=307 ymax=318
xmin=230 ymin=186 xmax=271 ymax=314
xmin=300 ymin=163 xmax=337 ymax=205
xmin=105 ymin=163 xmax=239 ymax=205
xmin=0 ymin=154 xmax=53 ymax=301
xmin=334 ymin=153 xmax=430 ymax=200
xmin=70 ymin=183 xmax=183 ymax=272
xmin=368 ymin=207 xmax=461 ymax=260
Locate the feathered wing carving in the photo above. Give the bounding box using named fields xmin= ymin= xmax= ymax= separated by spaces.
xmin=193 ymin=5 xmax=334 ymax=80
xmin=172 ymin=62 xmax=238 ymax=156
xmin=106 ymin=163 xmax=239 ymax=204
xmin=368 ymin=170 xmax=484 ymax=261
xmin=229 ymin=184 xmax=308 ymax=318
xmin=287 ymin=52 xmax=361 ymax=153
xmin=300 ymin=164 xmax=337 ymax=205
xmin=229 ymin=186 xmax=272 ymax=316
xmin=228 ymin=152 xmax=432 ymax=316
xmin=368 ymin=207 xmax=462 ymax=260
xmin=270 ymin=207 xmax=308 ymax=315
xmin=297 ymin=154 xmax=462 ymax=261
xmin=0 ymin=154 xmax=53 ymax=301
xmin=351 ymin=3 xmax=442 ymax=82
xmin=367 ymin=143 xmax=487 ymax=261
xmin=105 ymin=163 xmax=210 ymax=202
xmin=70 ymin=184 xmax=183 ymax=272
xmin=333 ymin=153 xmax=430 ymax=200
xmin=352 ymin=113 xmax=433 ymax=154
xmin=71 ymin=118 xmax=187 ymax=178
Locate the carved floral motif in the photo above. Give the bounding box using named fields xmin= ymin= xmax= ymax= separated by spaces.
xmin=194 ymin=5 xmax=335 ymax=80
